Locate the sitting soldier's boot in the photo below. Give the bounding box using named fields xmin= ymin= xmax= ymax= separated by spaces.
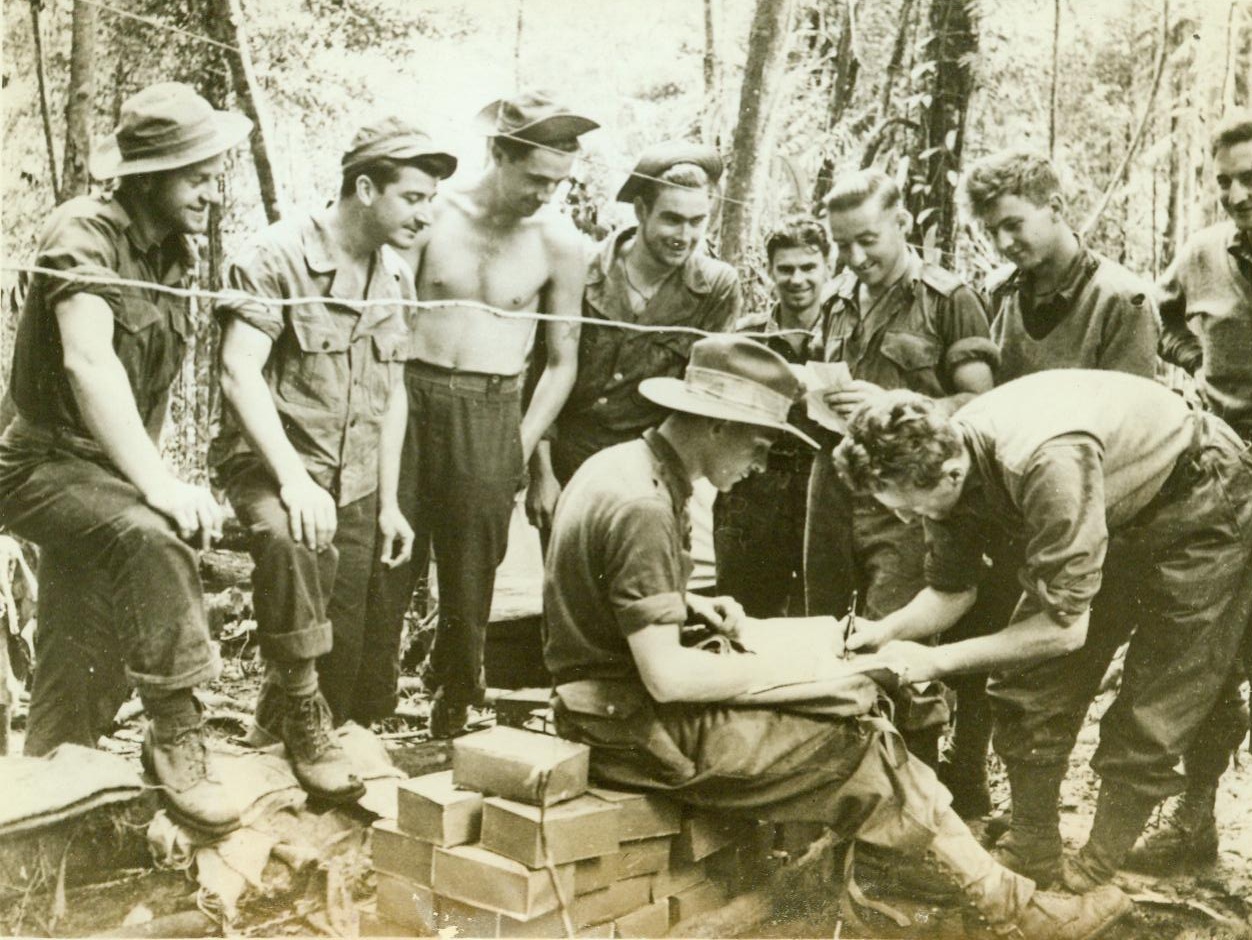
xmin=1062 ymin=784 xmax=1159 ymax=893
xmin=142 ymin=696 xmax=241 ymax=837
xmin=993 ymin=762 xmax=1067 ymax=887
xmin=1125 ymin=783 xmax=1219 ymax=873
xmin=997 ymin=886 xmax=1134 ymax=939
xmin=928 ymin=808 xmax=1131 ymax=940
xmin=280 ymin=689 xmax=365 ymax=803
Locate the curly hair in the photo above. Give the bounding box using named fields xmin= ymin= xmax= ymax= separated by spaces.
xmin=764 ymin=215 xmax=830 ymax=263
xmin=959 ymin=150 xmax=1061 ymax=219
xmin=832 ymin=390 xmax=963 ymax=495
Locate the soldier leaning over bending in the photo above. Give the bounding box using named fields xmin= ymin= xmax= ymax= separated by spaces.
xmin=0 ymin=83 xmax=250 ymax=835
xmin=545 ymin=335 xmax=1131 ymax=940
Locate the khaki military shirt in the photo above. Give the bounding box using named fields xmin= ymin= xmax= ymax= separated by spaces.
xmin=7 ymin=194 xmax=194 ymax=459
xmin=212 ymin=213 xmax=412 ymax=506
xmin=821 ymin=250 xmax=998 ymax=397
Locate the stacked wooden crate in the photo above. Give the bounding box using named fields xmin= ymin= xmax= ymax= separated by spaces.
xmin=369 ymin=726 xmax=773 ymax=937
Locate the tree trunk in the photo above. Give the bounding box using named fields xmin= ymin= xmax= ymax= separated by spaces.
xmin=811 ymin=0 xmax=861 ymax=206
xmin=914 ymin=0 xmax=978 ymax=263
xmin=29 ymin=1 xmax=61 ymax=201
xmin=702 ymin=0 xmax=721 ymax=144
xmin=719 ymin=0 xmax=796 ymax=268
xmin=212 ymin=0 xmax=284 ymax=223
xmin=61 ymin=0 xmax=97 ymax=200
xmin=1049 ymin=0 xmax=1060 ymax=156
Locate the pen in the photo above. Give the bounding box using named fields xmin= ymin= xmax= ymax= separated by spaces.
xmin=843 ymin=589 xmax=858 ymax=659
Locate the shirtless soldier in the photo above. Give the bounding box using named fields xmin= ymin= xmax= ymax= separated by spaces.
xmin=374 ymin=90 xmax=596 ymax=737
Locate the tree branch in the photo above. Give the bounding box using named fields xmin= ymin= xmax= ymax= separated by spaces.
xmin=28 ymin=0 xmax=60 ymax=201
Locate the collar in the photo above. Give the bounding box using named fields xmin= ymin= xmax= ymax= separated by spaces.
xmin=302 ymin=212 xmax=340 ymax=275
xmin=588 ymin=226 xmax=714 ymax=295
xmin=108 ymin=193 xmax=194 ymax=271
xmin=830 ymin=248 xmax=924 ymax=306
xmin=1227 ymin=223 xmax=1252 ymax=262
xmin=643 ymin=428 xmax=694 ymax=509
xmin=301 ymin=211 xmax=401 ymax=309
xmin=1019 ymin=241 xmax=1098 ymax=305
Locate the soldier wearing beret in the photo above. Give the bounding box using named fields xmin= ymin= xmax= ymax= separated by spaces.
xmin=213 ymin=117 xmax=456 ymax=801
xmin=0 ymin=83 xmax=250 ymax=834
xmin=526 ymin=140 xmax=742 ymax=541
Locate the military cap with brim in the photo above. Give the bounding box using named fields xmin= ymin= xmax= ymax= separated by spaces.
xmin=616 ymin=141 xmax=725 ymax=203
xmin=90 ymin=82 xmax=253 ymax=180
xmin=342 ymin=116 xmax=458 ymax=180
xmin=475 ymin=89 xmax=599 ymax=146
xmin=640 ymin=335 xmax=819 ymax=448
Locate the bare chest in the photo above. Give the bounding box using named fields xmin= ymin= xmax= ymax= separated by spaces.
xmin=419 ymin=216 xmax=551 ymax=311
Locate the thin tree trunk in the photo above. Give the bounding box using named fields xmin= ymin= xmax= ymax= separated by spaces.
xmin=29 ymin=1 xmax=60 ymax=200
xmin=1049 ymin=0 xmax=1060 ymax=156
xmin=702 ymin=0 xmax=722 ymax=144
xmin=811 ymin=1 xmax=860 ymax=205
xmin=214 ymin=0 xmax=284 ymax=222
xmin=1082 ymin=0 xmax=1170 ymax=237
xmin=719 ymin=0 xmax=796 ymax=268
xmin=878 ymin=0 xmax=915 ymax=119
xmin=61 ymin=0 xmax=97 ymax=200
xmin=515 ymin=0 xmax=525 ymax=87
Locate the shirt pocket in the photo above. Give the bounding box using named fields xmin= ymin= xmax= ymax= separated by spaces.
xmin=112 ymin=298 xmax=184 ymax=405
xmin=276 ymin=312 xmax=351 ymax=410
xmin=880 ymin=330 xmax=942 ymax=373
xmin=366 ymin=330 xmax=407 ymax=413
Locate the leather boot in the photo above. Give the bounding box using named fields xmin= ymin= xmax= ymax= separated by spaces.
xmin=993 ymin=763 xmax=1067 ymax=887
xmin=1124 ymin=783 xmax=1219 ymax=873
xmin=1062 ymin=785 xmax=1158 ymax=892
xmin=926 ymin=808 xmax=1131 ymax=939
xmin=142 ymin=702 xmax=241 ymax=837
xmin=281 ymin=689 xmax=365 ymax=803
xmin=242 ymin=675 xmax=285 ymax=748
xmin=994 ymin=886 xmax=1133 ymax=939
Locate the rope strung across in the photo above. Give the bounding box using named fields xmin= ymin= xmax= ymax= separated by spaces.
xmin=2 ymin=264 xmax=815 ymax=342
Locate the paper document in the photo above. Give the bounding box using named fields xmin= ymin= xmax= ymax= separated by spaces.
xmin=790 ymin=360 xmax=853 ymax=434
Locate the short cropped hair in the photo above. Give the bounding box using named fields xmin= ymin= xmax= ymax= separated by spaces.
xmin=764 ymin=216 xmax=831 ymax=263
xmin=824 ymin=169 xmax=902 ymax=215
xmin=636 ymin=163 xmax=716 ymax=210
xmin=832 ymin=390 xmax=963 ymax=495
xmin=339 ymin=155 xmax=449 ymax=198
xmin=492 ymin=135 xmax=581 ymax=163
xmin=959 ymin=150 xmax=1062 ymax=218
xmin=1211 ymin=110 xmax=1252 ymax=156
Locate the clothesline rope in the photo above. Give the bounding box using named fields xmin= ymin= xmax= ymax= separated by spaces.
xmin=1 ymin=264 xmax=814 ymax=341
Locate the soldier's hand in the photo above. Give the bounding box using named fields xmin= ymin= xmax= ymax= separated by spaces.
xmin=824 ymin=380 xmax=886 ymax=419
xmin=377 ymin=503 xmax=415 ymax=569
xmin=687 ymin=593 xmax=745 ymax=640
xmin=843 ymin=616 xmax=892 ymax=653
xmin=279 ymin=477 xmax=338 ymax=552
xmin=525 ymin=462 xmax=563 ymax=533
xmin=145 ymin=479 xmax=225 ymax=550
xmin=872 ymin=639 xmax=942 ymax=684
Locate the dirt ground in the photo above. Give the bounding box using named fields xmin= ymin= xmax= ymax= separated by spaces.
xmin=3 ymin=511 xmax=1250 ymax=938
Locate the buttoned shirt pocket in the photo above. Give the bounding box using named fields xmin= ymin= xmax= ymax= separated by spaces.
xmin=367 ymin=330 xmax=407 ymax=414
xmin=112 ymin=297 xmax=188 ymax=424
xmin=880 ymin=331 xmax=942 ymax=371
xmin=277 ymin=312 xmax=351 ymax=409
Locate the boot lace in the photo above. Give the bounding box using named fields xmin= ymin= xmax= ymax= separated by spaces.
xmin=290 ymin=694 xmax=334 ymax=761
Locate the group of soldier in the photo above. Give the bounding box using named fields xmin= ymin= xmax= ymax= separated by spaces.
xmin=2 ymin=75 xmax=1250 ymax=939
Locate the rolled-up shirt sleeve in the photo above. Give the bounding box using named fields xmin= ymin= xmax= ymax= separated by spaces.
xmin=1014 ymin=436 xmax=1108 ymax=624
xmin=603 ymin=498 xmax=689 ymax=635
xmin=941 ymin=286 xmax=1000 ymax=375
xmin=214 ymin=241 xmax=285 ymax=341
xmin=1155 ymin=254 xmax=1203 ymax=374
xmin=36 ymin=213 xmax=125 ymax=312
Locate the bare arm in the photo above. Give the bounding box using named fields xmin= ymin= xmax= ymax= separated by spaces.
xmin=867 ymin=607 xmax=1089 ymax=682
xmin=57 ymin=294 xmax=222 ymax=546
xmin=376 ymin=371 xmax=414 ymax=567
xmin=519 ymin=231 xmax=586 ymax=460
xmin=626 ymin=621 xmax=850 ymax=704
xmin=218 ymin=318 xmax=337 ymax=550
xmin=848 ymin=586 xmax=979 ymax=651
